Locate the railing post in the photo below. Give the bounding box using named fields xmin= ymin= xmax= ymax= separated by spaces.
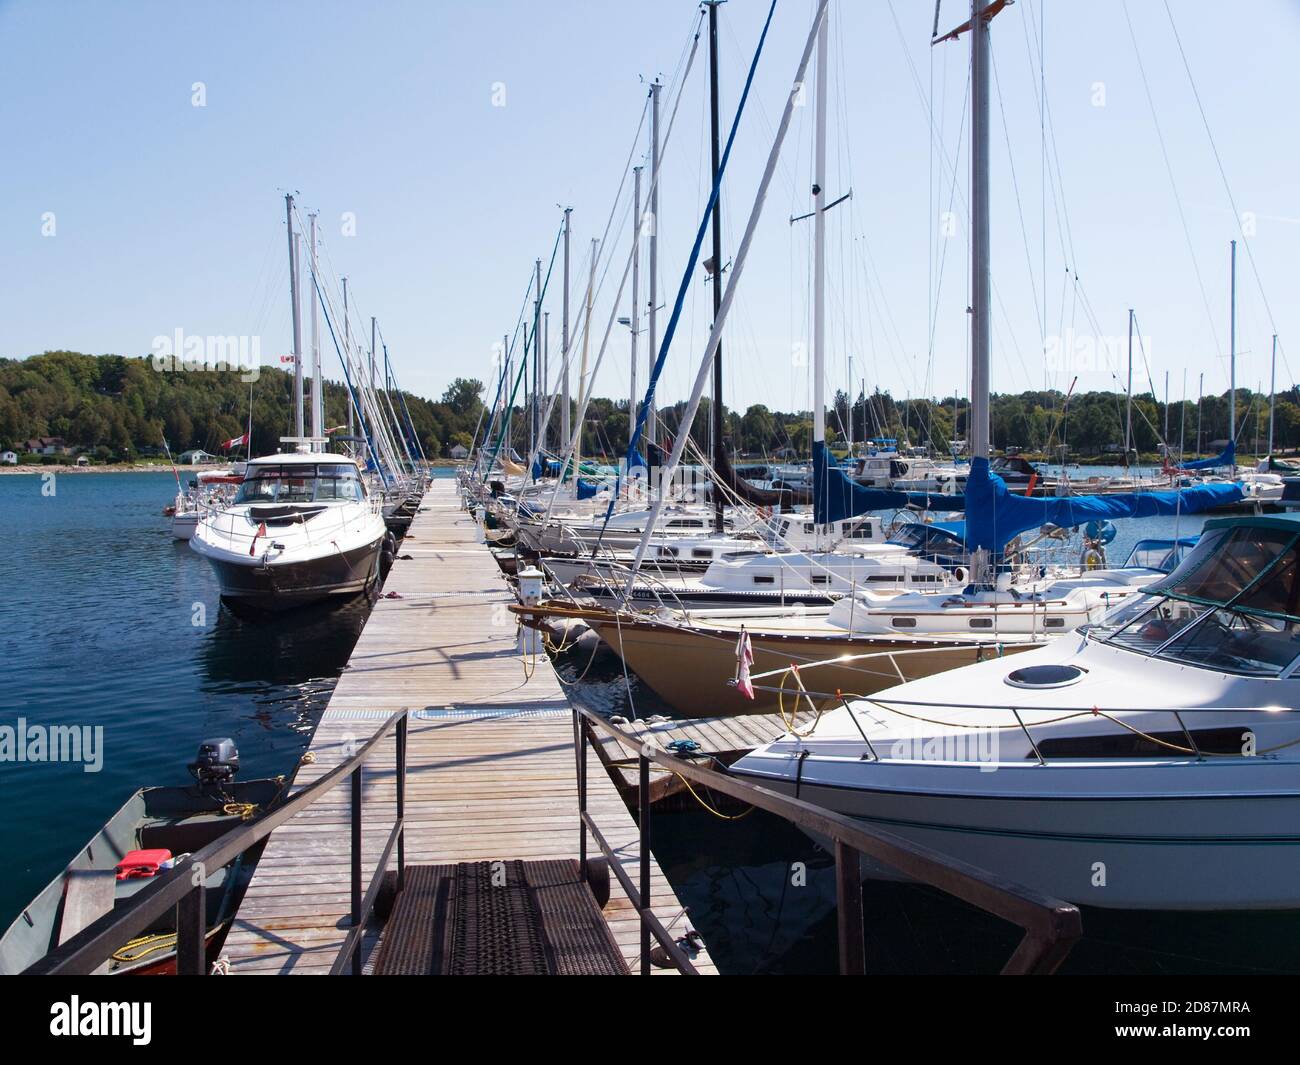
xmin=575 ymin=709 xmax=588 ymax=881
xmin=639 ymin=750 xmax=651 ymax=976
xmin=175 ymin=883 xmax=206 ymax=976
xmin=835 ymin=841 xmax=865 ymax=975
xmin=396 ymin=714 xmax=408 ymax=891
xmin=350 ymin=763 xmax=363 ymax=976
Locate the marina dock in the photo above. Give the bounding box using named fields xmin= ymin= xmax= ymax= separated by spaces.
xmin=221 ymin=478 xmax=716 ymax=975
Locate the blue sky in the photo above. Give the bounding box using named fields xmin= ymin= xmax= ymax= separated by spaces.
xmin=2 ymin=0 xmax=1298 ymax=416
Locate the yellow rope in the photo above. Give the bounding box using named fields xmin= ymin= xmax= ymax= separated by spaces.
xmin=673 ymin=772 xmax=756 ymax=820
xmin=222 ymin=802 xmax=258 ymax=820
xmin=111 ymin=932 xmax=177 ymax=963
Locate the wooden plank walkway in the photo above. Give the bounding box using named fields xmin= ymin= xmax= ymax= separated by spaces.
xmin=223 ymin=478 xmax=715 ymax=975
xmin=593 ymin=710 xmax=818 ymax=805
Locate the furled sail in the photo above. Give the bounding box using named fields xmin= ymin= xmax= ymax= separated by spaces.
xmin=963 ymin=457 xmax=1243 ymax=555
xmin=1178 ymin=440 xmax=1236 ymax=471
xmin=812 ymin=441 xmax=910 ymax=524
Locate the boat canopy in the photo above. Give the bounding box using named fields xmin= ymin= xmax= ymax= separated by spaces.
xmin=963 ymin=457 xmax=1242 ymax=555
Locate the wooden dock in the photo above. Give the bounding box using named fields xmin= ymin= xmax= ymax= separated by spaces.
xmin=592 ymin=710 xmax=818 ymax=805
xmin=222 ymin=478 xmax=716 ymax=975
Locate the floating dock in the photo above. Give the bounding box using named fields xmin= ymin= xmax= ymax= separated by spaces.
xmin=222 ymin=478 xmax=715 ymax=974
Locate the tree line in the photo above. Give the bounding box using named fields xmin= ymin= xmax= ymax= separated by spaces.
xmin=0 ymin=352 xmax=487 ymax=461
xmin=4 ymin=351 xmax=1295 ymax=464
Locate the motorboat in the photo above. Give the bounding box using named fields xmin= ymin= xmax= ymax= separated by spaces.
xmin=731 ymin=511 xmax=1300 ymax=909
xmin=190 ymin=450 xmax=390 ymax=611
xmin=0 ymin=740 xmax=285 ymax=973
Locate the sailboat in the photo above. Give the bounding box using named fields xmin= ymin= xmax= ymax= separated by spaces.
xmin=190 ymin=195 xmax=389 ymax=612
xmin=728 ymin=1 xmax=1299 ymax=911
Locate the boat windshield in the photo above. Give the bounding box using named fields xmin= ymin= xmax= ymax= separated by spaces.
xmin=1092 ymin=522 xmax=1300 ymax=675
xmin=235 ymin=463 xmax=365 ymax=504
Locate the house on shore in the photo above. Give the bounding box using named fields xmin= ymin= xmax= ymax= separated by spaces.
xmin=1 ymin=451 xmax=17 ymax=465
xmin=178 ymin=449 xmax=217 ymax=465
xmin=448 ymin=443 xmax=469 ymax=460
xmin=24 ymin=437 xmax=70 ymax=455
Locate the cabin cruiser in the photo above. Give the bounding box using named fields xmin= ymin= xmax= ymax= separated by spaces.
xmin=731 ymin=512 xmax=1300 ymax=909
xmin=165 ymin=466 xmax=244 ymax=540
xmin=190 ymin=451 xmax=389 ymax=611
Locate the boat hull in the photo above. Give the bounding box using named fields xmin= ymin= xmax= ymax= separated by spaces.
xmin=585 ymin=613 xmax=1023 ymax=716
xmin=203 ymin=536 xmax=384 ymax=611
xmin=732 ymin=763 xmax=1300 ymax=910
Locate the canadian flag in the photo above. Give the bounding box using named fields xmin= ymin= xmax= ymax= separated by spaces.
xmin=221 ymin=433 xmax=248 ymax=451
xmin=734 ymin=628 xmax=755 ymax=700
xmin=279 ymin=354 xmax=296 ymax=364
xmin=249 ymin=521 xmax=267 ymax=557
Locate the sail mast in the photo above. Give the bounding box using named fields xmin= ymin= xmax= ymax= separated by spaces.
xmin=647 ymin=80 xmax=661 ymax=448
xmin=707 ymin=0 xmax=727 ymax=533
xmin=309 ymin=211 xmax=322 ymax=448
xmin=285 ymin=193 xmax=304 ymax=442
xmin=812 ymin=7 xmax=828 ymax=454
xmin=1230 ymin=238 xmax=1237 ymax=449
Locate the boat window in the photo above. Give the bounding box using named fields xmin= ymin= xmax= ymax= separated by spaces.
xmin=969 ymin=618 xmax=993 ymax=629
xmin=315 ymin=465 xmax=364 ymax=501
xmin=1149 ymin=526 xmax=1298 ymax=610
xmin=1044 ymin=617 xmax=1066 ymax=628
xmin=235 ymin=463 xmax=363 ymax=504
xmin=692 ymin=549 xmax=714 ymax=559
xmin=667 ymin=520 xmax=704 ymax=529
xmin=892 ymin=617 xmax=916 ymax=628
xmin=803 ymin=523 xmax=816 ymax=534
xmin=1105 ymin=598 xmax=1205 ymax=653
xmin=753 ymin=575 xmax=775 ymax=585
xmin=1158 ymin=609 xmax=1300 ymax=677
xmin=810 ymin=574 xmax=831 ymax=585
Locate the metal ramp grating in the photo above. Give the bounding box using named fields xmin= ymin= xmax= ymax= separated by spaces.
xmin=372 ymin=860 xmax=629 ymax=975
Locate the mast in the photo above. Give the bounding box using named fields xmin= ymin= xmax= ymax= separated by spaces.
xmin=561 ymin=209 xmax=572 ymax=452
xmin=343 ymin=277 xmax=353 ymax=451
xmin=575 ymin=239 xmax=596 ymax=473
xmin=812 ymin=1 xmax=828 ymax=457
xmin=533 ymin=258 xmax=542 ymax=458
xmin=504 ymin=332 xmax=512 ymax=460
xmin=707 ymin=0 xmax=726 ymax=532
xmin=630 ymin=166 xmax=642 ymax=444
xmin=369 ymin=315 xmax=377 ymax=468
xmin=309 ymin=211 xmax=322 ymax=448
xmin=1230 ymin=239 xmax=1238 ymax=449
xmin=1125 ymin=308 xmax=1133 ymax=464
xmin=1197 ymin=372 xmax=1204 ymax=456
xmin=543 ymin=310 xmax=550 ymax=451
xmin=1163 ymin=369 xmax=1169 ymax=459
xmin=1269 ymin=333 xmax=1278 ymax=458
xmin=647 ymin=80 xmax=661 ymax=448
xmin=967 ymin=1 xmax=991 ymax=472
xmin=286 ymin=194 xmax=304 ymax=442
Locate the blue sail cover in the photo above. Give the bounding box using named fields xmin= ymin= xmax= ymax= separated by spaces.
xmin=1178 ymin=440 xmax=1236 ymax=471
xmin=812 ymin=441 xmax=910 ymax=524
xmin=963 ymin=457 xmax=1243 ymax=555
xmin=576 ymin=477 xmax=601 ymax=500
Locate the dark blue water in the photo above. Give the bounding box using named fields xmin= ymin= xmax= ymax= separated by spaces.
xmin=0 ymin=470 xmax=450 ymax=931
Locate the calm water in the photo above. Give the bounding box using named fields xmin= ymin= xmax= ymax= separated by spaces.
xmin=0 ymin=470 xmax=428 ymax=930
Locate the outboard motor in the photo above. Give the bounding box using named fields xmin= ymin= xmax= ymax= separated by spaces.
xmin=189 ymin=737 xmax=240 ymax=787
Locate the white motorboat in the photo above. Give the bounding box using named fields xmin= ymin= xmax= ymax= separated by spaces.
xmin=190 ymin=451 xmax=389 ymax=611
xmin=731 ymin=512 xmax=1300 ymax=909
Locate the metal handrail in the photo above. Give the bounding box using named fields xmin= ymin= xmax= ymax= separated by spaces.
xmin=572 ymin=703 xmax=1082 ymax=976
xmin=25 ymin=710 xmax=408 ymax=976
